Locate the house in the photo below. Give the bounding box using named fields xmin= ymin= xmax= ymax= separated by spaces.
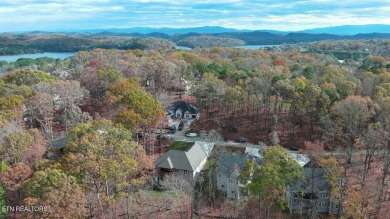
xmin=216 ymin=150 xmax=263 ymax=200
xmin=155 ymin=141 xmax=213 ymax=183
xmin=168 ymin=101 xmax=200 ymax=120
xmin=289 ymin=152 xmax=310 ymax=167
xmin=215 ymin=147 xmax=308 ymax=200
xmin=286 ymin=165 xmax=343 ymax=216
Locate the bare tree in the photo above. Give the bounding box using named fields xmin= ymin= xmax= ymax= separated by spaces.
xmin=160 ymin=175 xmax=194 ymax=218
xmin=327 ymin=96 xmax=377 ymax=164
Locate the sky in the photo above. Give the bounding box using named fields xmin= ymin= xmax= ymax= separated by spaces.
xmin=1 ymin=0 xmax=389 ymax=32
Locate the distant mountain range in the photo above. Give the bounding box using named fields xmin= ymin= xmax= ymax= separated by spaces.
xmin=301 ymin=24 xmax=390 ymax=35
xmin=56 ymin=26 xmax=251 ymax=35
xmin=2 ymin=24 xmax=390 ymax=55
xmin=46 ymin=24 xmax=390 ymax=36
xmin=84 ymin=31 xmax=390 ymax=46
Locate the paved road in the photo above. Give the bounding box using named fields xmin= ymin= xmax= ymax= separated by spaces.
xmin=153 ymin=122 xmax=296 ymax=153
xmin=166 ymin=131 xmax=271 ymax=152
xmin=157 ymin=126 xmax=388 ymax=159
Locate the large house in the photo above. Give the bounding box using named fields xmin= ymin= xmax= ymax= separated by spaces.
xmin=216 ymin=147 xmax=309 ymax=200
xmin=168 ymin=101 xmax=200 ymax=120
xmin=154 ymin=141 xmax=214 ymax=183
xmin=216 ymin=148 xmax=263 ymax=200
xmin=286 ymin=165 xmax=344 ymax=216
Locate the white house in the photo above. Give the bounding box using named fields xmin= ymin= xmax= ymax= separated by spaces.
xmin=168 ymin=101 xmax=200 ymax=120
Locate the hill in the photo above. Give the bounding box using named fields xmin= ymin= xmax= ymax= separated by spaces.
xmin=63 ymin=26 xmax=251 ymax=35
xmin=301 ymin=24 xmax=390 ymax=35
xmin=2 ymin=27 xmax=390 ymax=54
xmin=45 ymin=24 xmax=390 ymax=36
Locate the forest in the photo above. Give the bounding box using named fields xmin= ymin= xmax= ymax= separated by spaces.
xmin=0 ymin=34 xmax=176 ymax=55
xmin=0 ymin=39 xmax=389 ymax=218
xmin=2 ymin=31 xmax=390 ymax=55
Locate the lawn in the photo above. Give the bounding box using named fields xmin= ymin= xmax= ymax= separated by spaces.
xmin=167 ymin=141 xmax=194 ymax=151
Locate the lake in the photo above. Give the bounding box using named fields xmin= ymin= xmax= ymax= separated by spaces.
xmin=176 ymin=46 xmax=192 ymax=50
xmin=0 ymin=52 xmax=75 ymax=62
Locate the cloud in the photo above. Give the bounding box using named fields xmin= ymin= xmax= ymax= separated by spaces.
xmin=0 ymin=0 xmax=389 ymax=32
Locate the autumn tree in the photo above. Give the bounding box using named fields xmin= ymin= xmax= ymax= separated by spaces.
xmin=0 ymin=162 xmax=32 ymax=205
xmin=245 ymin=146 xmax=303 ymax=218
xmin=319 ymin=157 xmax=344 ymax=215
xmin=0 ymin=185 xmax=6 ymax=218
xmin=23 ymin=168 xmax=87 ymax=218
xmin=194 ymin=73 xmax=226 ymax=128
xmin=303 ymin=140 xmax=326 ymax=163
xmin=0 ymin=93 xmax=26 ymax=126
xmin=1 ymin=131 xmax=33 ymax=165
xmin=0 ymin=79 xmax=33 ymax=99
xmin=159 ymin=174 xmax=194 ymax=217
xmin=360 ymin=124 xmax=386 ymax=181
xmin=374 ymin=97 xmax=390 ymax=216
xmin=327 ymin=96 xmax=377 ymax=164
xmin=2 ymin=69 xmax=57 ymax=86
xmin=22 ymin=129 xmax=46 ymax=167
xmin=245 ymin=72 xmax=273 ymax=132
xmin=270 ymin=78 xmax=294 ymax=144
xmin=31 ymin=80 xmax=91 ymax=131
xmin=303 ymin=85 xmax=330 ymax=140
xmin=62 ymin=120 xmax=150 ymax=218
xmin=25 ymin=93 xmax=55 ymax=138
xmin=138 ymin=57 xmax=176 ymax=98
xmin=107 ymin=78 xmax=165 ymax=132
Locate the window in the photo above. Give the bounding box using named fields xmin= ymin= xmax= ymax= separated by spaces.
xmin=320 ymin=192 xmax=328 ymax=198
xmin=184 ymin=170 xmax=190 ymax=174
xmin=335 ymin=204 xmax=339 ymax=209
xmin=231 ymin=191 xmax=235 ymax=193
xmin=293 ymin=199 xmax=299 ymax=203
xmin=221 ymin=185 xmax=224 ymax=188
xmin=218 ymin=174 xmax=221 ymax=177
xmin=320 ymin=202 xmax=327 ymax=207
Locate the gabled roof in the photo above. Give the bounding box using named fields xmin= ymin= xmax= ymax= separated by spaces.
xmin=155 ymin=141 xmax=207 ymax=171
xmin=158 ymin=157 xmax=173 ymax=169
xmin=290 ymin=167 xmax=330 ymax=193
xmin=170 ymin=101 xmax=199 ymax=114
xmin=217 ymin=152 xmax=263 ymax=179
xmin=290 ymin=153 xmax=310 ymax=167
xmin=194 ymin=141 xmax=215 ymax=157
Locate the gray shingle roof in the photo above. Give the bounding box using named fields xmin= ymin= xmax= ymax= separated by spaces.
xmin=217 ymin=153 xmax=263 ymax=179
xmin=298 ymin=167 xmax=330 ymax=192
xmin=155 ymin=142 xmax=207 ymax=171
xmin=170 ymin=101 xmax=199 ymax=114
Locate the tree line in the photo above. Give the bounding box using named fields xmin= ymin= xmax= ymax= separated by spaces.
xmin=0 ymin=41 xmax=389 ymax=217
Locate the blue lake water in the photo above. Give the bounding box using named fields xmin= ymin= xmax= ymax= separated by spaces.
xmin=0 ymin=52 xmax=75 ymax=62
xmin=176 ymin=46 xmax=192 ymax=50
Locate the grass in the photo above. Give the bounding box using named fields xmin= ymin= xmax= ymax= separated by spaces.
xmin=283 ymin=102 xmax=291 ymax=110
xmin=141 ymin=189 xmax=178 ymax=197
xmin=168 ymin=141 xmax=194 ymax=151
xmin=202 ymin=158 xmax=218 ymax=171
